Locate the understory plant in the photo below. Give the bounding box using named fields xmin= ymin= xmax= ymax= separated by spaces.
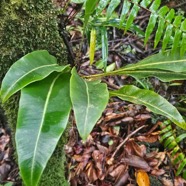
xmin=1 ymin=0 xmax=186 ymax=185
xmin=1 ymin=49 xmax=186 ymax=186
xmin=160 ymin=120 xmax=186 ymax=178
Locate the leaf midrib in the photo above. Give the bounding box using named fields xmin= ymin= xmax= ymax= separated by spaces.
xmin=118 ymin=59 xmax=186 ymax=72
xmin=83 ymin=81 xmax=90 ymax=138
xmin=110 ymin=92 xmax=182 ymax=124
xmin=30 ymin=73 xmax=61 ymax=185
xmin=3 ymin=64 xmax=58 ymax=101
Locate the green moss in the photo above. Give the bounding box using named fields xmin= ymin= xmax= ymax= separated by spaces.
xmin=0 ymin=0 xmax=69 ymax=185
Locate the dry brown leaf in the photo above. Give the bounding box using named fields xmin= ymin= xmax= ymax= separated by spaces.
xmin=130 ymin=140 xmax=146 ymax=157
xmin=136 ymin=134 xmax=159 ymax=143
xmin=121 ymin=155 xmax=151 ymax=172
xmin=174 ymin=176 xmax=186 ymax=186
xmin=109 ymin=164 xmax=126 ymax=177
xmin=151 ymin=169 xmax=165 ymax=176
xmin=161 ymin=177 xmax=174 ymax=186
xmin=115 ymin=171 xmax=129 ymax=186
xmin=136 ymin=170 xmax=150 ymax=186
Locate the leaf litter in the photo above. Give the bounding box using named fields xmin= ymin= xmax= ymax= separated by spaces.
xmin=65 ymin=100 xmax=184 ymax=185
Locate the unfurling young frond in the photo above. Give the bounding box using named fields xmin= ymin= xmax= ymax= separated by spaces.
xmin=85 ymin=0 xmax=186 ymax=56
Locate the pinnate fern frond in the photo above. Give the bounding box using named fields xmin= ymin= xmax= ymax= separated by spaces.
xmin=86 ymin=0 xmax=186 ymax=55
xmin=160 ymin=120 xmax=186 ymax=177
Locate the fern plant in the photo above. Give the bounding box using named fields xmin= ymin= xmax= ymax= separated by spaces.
xmin=160 ymin=120 xmax=186 ymax=178
xmin=72 ymin=0 xmax=186 ymax=67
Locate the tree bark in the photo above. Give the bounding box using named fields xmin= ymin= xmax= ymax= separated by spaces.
xmin=0 ymin=0 xmax=69 ymax=185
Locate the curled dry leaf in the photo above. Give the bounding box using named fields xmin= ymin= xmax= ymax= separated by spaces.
xmin=121 ymin=155 xmax=151 ymax=172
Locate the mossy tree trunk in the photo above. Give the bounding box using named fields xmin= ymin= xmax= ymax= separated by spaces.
xmin=0 ymin=0 xmax=69 ymax=185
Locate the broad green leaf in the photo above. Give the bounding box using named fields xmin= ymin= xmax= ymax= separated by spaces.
xmin=154 ymin=6 xmax=169 ymax=48
xmin=125 ymin=3 xmax=140 ymax=33
xmin=120 ymin=0 xmax=131 ymax=27
xmin=84 ymin=0 xmax=99 ymax=28
xmin=16 ymin=72 xmax=71 ymax=186
xmin=101 ymin=27 xmax=108 ymax=70
xmin=119 ymin=51 xmax=186 ymax=72
xmin=70 ymin=68 xmax=109 ymax=140
xmin=0 ymin=50 xmax=70 ymax=103
xmin=122 ymin=70 xmax=186 ymax=82
xmin=106 ymin=0 xmax=120 ymax=19
xmin=110 ymin=85 xmax=186 ymax=129
xmin=89 ymin=28 xmax=96 ymax=65
xmin=140 ymin=0 xmax=152 ymax=8
xmin=96 ymin=0 xmax=110 ymax=15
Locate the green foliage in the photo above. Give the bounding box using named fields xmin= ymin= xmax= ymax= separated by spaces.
xmin=0 ymin=0 xmax=67 ymax=80
xmin=88 ymin=50 xmax=186 ymax=82
xmin=110 ymin=85 xmax=185 ymax=129
xmin=77 ymin=0 xmax=186 ymax=64
xmin=1 ymin=49 xmax=186 ymax=185
xmin=70 ymin=68 xmax=109 ymax=140
xmin=0 ymin=0 xmax=69 ymax=185
xmin=160 ymin=120 xmax=186 ymax=178
xmin=0 ymin=50 xmax=108 ymax=185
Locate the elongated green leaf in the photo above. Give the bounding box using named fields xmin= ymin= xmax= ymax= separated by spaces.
xmin=110 ymin=85 xmax=186 ymax=129
xmin=101 ymin=27 xmax=108 ymax=70
xmin=70 ymin=68 xmax=109 ymax=140
xmin=106 ymin=0 xmax=120 ymax=19
xmin=144 ymin=13 xmax=158 ymax=45
xmin=120 ymin=51 xmax=186 ymax=72
xmin=89 ymin=28 xmax=96 ymax=65
xmin=140 ymin=0 xmax=152 ymax=8
xmin=149 ymin=0 xmax=161 ymax=12
xmin=162 ymin=9 xmax=175 ymax=51
xmin=176 ymin=133 xmax=186 ymax=143
xmin=96 ymin=0 xmax=110 ymax=15
xmin=120 ymin=70 xmax=186 ymax=82
xmin=71 ymin=0 xmax=85 ymax=3
xmin=125 ymin=2 xmax=140 ymax=33
xmin=84 ymin=0 xmax=99 ymax=28
xmin=144 ymin=0 xmax=161 ymax=44
xmin=16 ymin=72 xmax=71 ymax=186
xmin=120 ymin=0 xmax=131 ymax=27
xmin=171 ymin=29 xmax=182 ymax=54
xmin=0 ymin=50 xmax=70 ymax=103
xmin=154 ymin=6 xmax=169 ymax=48
xmin=181 ymin=33 xmax=186 ymax=56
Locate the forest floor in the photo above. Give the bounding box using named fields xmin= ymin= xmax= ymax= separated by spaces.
xmin=1 ymin=0 xmax=186 ymax=186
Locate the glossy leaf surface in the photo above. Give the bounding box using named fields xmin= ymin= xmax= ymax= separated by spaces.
xmin=106 ymin=0 xmax=120 ymax=19
xmin=101 ymin=27 xmax=108 ymax=70
xmin=70 ymin=68 xmax=109 ymax=140
xmin=16 ymin=72 xmax=71 ymax=186
xmin=84 ymin=0 xmax=99 ymax=28
xmin=1 ymin=50 xmax=70 ymax=103
xmin=110 ymin=85 xmax=186 ymax=129
xmin=89 ymin=28 xmax=96 ymax=65
xmin=119 ymin=51 xmax=186 ymax=72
